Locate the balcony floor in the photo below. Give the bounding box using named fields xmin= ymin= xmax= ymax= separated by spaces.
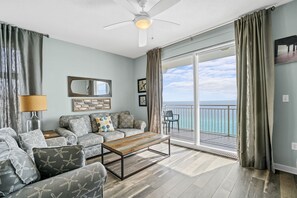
xmin=165 ymin=128 xmax=237 ymax=152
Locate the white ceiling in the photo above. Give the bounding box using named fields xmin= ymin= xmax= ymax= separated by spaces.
xmin=0 ymin=0 xmax=292 ymax=59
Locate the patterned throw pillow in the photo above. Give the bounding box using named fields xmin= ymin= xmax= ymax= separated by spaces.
xmin=119 ymin=114 xmax=134 ymax=128
xmin=18 ymin=129 xmax=48 ymax=159
xmin=33 ymin=145 xmax=85 ymax=179
xmin=69 ymin=117 xmax=89 ymax=137
xmin=0 ymin=160 xmax=25 ymax=196
xmin=95 ymin=116 xmax=115 ymax=132
xmin=0 ymin=134 xmax=40 ymax=185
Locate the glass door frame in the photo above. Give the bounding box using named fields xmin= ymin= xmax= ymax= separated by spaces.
xmin=168 ymin=41 xmax=237 ymax=159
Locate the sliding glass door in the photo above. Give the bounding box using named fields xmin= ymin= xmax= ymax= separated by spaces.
xmin=162 ymin=43 xmax=237 ymax=156
xmin=162 ymin=55 xmax=194 ymax=143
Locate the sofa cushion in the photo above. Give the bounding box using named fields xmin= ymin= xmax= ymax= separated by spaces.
xmin=0 ymin=132 xmax=19 ymax=149
xmin=90 ymin=111 xmax=131 ymax=132
xmin=90 ymin=112 xmax=109 ymax=132
xmin=119 ymin=114 xmax=134 ymax=128
xmin=110 ymin=113 xmax=119 ymax=129
xmin=110 ymin=111 xmax=130 ymax=129
xmin=117 ymin=128 xmax=144 ymax=137
xmin=69 ymin=117 xmax=89 ymax=137
xmin=18 ymin=129 xmax=47 ymax=159
xmin=95 ymin=116 xmax=115 ymax=132
xmin=45 ymin=137 xmax=67 ymax=147
xmin=96 ymin=131 xmax=124 ymax=142
xmin=78 ymin=133 xmax=104 ymax=147
xmin=0 ymin=127 xmax=18 ymax=141
xmin=0 ymin=134 xmax=40 ymax=185
xmin=59 ymin=114 xmax=92 ymax=133
xmin=33 ymin=145 xmax=85 ymax=179
xmin=0 ymin=160 xmax=25 ymax=196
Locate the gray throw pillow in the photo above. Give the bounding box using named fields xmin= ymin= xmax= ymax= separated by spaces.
xmin=0 ymin=160 xmax=25 ymax=197
xmin=18 ymin=129 xmax=47 ymax=159
xmin=0 ymin=127 xmax=18 ymax=141
xmin=110 ymin=113 xmax=119 ymax=129
xmin=0 ymin=134 xmax=40 ymax=185
xmin=119 ymin=114 xmax=134 ymax=128
xmin=69 ymin=117 xmax=89 ymax=137
xmin=33 ymin=145 xmax=85 ymax=179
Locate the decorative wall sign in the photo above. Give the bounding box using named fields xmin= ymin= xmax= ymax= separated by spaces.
xmin=137 ymin=78 xmax=146 ymax=93
xmin=139 ymin=95 xmax=147 ymax=107
xmin=275 ymin=35 xmax=297 ymax=64
xmin=72 ymin=98 xmax=111 ymax=112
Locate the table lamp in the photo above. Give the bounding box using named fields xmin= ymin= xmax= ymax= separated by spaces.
xmin=19 ymin=95 xmax=47 ymax=132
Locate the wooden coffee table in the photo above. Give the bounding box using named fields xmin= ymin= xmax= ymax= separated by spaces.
xmin=101 ymin=132 xmax=170 ymax=180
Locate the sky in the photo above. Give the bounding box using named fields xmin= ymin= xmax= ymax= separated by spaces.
xmin=163 ymin=55 xmax=237 ymax=102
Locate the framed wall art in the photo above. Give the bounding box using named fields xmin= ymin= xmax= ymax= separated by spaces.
xmin=275 ymin=35 xmax=297 ymax=65
xmin=137 ymin=78 xmax=146 ymax=93
xmin=139 ymin=95 xmax=147 ymax=107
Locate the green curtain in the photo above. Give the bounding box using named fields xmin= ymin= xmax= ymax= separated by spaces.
xmin=235 ymin=9 xmax=274 ymax=170
xmin=0 ymin=22 xmax=43 ymax=133
xmin=146 ymin=48 xmax=163 ymax=133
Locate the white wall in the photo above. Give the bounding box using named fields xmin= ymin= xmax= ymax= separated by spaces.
xmin=42 ymin=38 xmax=134 ymax=130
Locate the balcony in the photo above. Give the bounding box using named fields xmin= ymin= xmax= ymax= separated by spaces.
xmin=163 ymin=104 xmax=237 ymax=152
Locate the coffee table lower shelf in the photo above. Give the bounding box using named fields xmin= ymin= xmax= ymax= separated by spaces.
xmin=101 ymin=139 xmax=170 ymax=180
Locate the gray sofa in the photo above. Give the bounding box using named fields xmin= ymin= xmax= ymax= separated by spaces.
xmin=0 ymin=127 xmax=107 ymax=198
xmin=56 ymin=111 xmax=146 ymax=158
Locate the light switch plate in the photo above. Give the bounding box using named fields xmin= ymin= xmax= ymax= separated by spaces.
xmin=292 ymin=142 xmax=297 ymax=150
xmin=283 ymin=95 xmax=289 ymax=103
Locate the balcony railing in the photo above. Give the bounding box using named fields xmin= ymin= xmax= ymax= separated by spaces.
xmin=163 ymin=104 xmax=237 ymax=137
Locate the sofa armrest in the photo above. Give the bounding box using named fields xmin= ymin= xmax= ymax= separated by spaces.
xmin=56 ymin=127 xmax=77 ymax=145
xmin=45 ymin=137 xmax=67 ymax=147
xmin=134 ymin=120 xmax=146 ymax=131
xmin=9 ymin=162 xmax=107 ymax=198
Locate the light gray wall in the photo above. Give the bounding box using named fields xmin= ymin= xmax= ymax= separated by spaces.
xmin=42 ymin=38 xmax=134 ymax=130
xmin=133 ymin=55 xmax=147 ymax=123
xmin=272 ymin=0 xmax=297 ymax=169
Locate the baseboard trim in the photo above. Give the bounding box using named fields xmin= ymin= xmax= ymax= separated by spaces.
xmin=273 ymin=163 xmax=297 ymax=175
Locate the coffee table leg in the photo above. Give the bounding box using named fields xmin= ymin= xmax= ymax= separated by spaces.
xmin=121 ymin=155 xmax=124 ymax=180
xmin=101 ymin=145 xmax=104 ymax=164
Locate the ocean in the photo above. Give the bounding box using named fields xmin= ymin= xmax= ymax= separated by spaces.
xmin=163 ymin=100 xmax=237 ymax=136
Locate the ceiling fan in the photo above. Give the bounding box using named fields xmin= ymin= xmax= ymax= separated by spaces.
xmin=104 ymin=0 xmax=181 ymax=47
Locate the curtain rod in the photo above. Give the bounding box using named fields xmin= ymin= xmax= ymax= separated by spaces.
xmin=0 ymin=21 xmax=49 ymax=38
xmin=160 ymin=4 xmax=279 ymax=49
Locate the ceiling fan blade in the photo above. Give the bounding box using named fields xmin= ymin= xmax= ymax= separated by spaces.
xmin=113 ymin=0 xmax=139 ymax=15
xmin=148 ymin=0 xmax=181 ymax=17
xmin=104 ymin=20 xmax=133 ymax=30
xmin=139 ymin=29 xmax=147 ymax=47
xmin=154 ymin=19 xmax=180 ymax=26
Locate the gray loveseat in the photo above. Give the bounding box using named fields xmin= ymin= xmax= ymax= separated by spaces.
xmin=56 ymin=111 xmax=146 ymax=158
xmin=0 ymin=128 xmax=107 ymax=198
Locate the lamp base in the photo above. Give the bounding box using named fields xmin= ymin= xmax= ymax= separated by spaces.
xmin=27 ymin=112 xmax=41 ymax=132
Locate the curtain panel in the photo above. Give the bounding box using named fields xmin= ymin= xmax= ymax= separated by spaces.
xmin=146 ymin=48 xmax=163 ymax=133
xmin=234 ymin=9 xmax=274 ymax=170
xmin=0 ymin=22 xmax=43 ymax=133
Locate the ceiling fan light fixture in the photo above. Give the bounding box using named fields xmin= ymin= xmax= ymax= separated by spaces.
xmin=134 ymin=15 xmax=152 ymax=30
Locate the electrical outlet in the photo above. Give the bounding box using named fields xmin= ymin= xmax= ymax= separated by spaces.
xmin=292 ymin=142 xmax=297 ymax=150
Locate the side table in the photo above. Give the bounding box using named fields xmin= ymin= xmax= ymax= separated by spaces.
xmin=43 ymin=130 xmax=60 ymax=139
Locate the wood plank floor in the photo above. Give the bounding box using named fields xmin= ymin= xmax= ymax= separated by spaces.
xmin=87 ymin=144 xmax=297 ymax=198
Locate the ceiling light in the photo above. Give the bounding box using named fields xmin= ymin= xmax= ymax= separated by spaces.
xmin=134 ymin=15 xmax=152 ymax=30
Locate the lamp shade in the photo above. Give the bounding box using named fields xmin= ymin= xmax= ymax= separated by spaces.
xmin=19 ymin=95 xmax=47 ymax=112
